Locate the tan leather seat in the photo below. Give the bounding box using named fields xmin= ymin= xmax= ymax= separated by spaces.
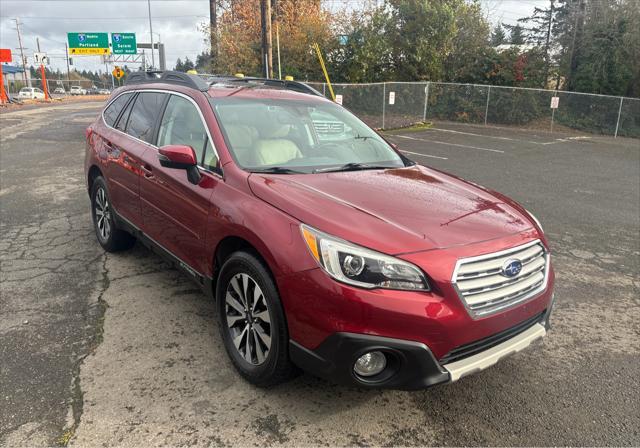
xmin=255 ymin=124 xmax=301 ymax=166
xmin=224 ymin=124 xmax=259 ymax=165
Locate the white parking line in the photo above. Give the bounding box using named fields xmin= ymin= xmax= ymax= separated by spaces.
xmin=539 ymin=135 xmax=593 ymax=145
xmin=427 ymin=126 xmax=591 ymax=146
xmin=400 ymin=150 xmax=448 ymax=160
xmin=425 ymin=127 xmax=543 ymax=144
xmin=394 ymin=134 xmax=505 ymax=154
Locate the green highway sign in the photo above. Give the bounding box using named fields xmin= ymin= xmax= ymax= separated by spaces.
xmin=68 ymin=33 xmax=110 ymax=55
xmin=111 ymin=33 xmax=137 ymax=55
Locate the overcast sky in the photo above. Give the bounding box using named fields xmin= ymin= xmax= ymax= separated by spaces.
xmin=0 ymin=0 xmax=545 ymax=75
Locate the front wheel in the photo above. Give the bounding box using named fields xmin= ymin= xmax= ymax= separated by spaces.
xmin=216 ymin=251 xmax=296 ymax=387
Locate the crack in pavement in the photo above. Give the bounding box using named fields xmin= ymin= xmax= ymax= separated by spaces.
xmin=0 ymin=103 xmax=107 ymax=446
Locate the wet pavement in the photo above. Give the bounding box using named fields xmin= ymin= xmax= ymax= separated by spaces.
xmin=1 ymin=104 xmax=638 ymax=446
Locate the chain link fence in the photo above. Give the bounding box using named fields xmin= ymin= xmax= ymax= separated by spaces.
xmin=308 ymin=81 xmax=640 ymax=138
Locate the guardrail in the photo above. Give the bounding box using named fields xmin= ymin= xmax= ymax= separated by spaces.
xmin=307 ymin=81 xmax=640 ymax=139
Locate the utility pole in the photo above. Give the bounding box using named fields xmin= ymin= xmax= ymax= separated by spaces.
xmin=147 ymin=0 xmax=155 ymax=69
xmin=260 ymin=0 xmax=273 ymax=78
xmin=209 ymin=0 xmax=217 ymax=72
xmin=13 ymin=18 xmax=28 ymax=85
xmin=274 ymin=0 xmax=282 ymax=79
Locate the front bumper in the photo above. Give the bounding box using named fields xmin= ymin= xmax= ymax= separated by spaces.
xmin=290 ymin=301 xmax=553 ymax=389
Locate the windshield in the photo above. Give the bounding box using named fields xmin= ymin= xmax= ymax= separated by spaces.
xmin=210 ymin=96 xmax=406 ymax=173
xmin=20 ymin=88 xmax=32 ymax=93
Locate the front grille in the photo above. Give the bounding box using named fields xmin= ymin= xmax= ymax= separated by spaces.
xmin=452 ymin=240 xmax=549 ymax=318
xmin=439 ymin=311 xmax=545 ymax=364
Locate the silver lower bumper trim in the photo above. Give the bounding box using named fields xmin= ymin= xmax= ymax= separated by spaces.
xmin=444 ymin=322 xmax=546 ymax=382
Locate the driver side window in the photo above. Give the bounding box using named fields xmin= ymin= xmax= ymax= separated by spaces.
xmin=158 ymin=95 xmax=213 ymax=166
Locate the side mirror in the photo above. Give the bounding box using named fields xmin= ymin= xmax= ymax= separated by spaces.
xmin=158 ymin=145 xmax=201 ymax=185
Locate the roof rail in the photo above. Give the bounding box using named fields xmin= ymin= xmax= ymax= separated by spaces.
xmin=125 ymin=70 xmax=210 ymax=92
xmin=208 ymin=76 xmax=324 ymax=97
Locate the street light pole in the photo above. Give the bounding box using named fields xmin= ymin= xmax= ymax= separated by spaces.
xmin=65 ymin=42 xmax=71 ymax=84
xmin=151 ymin=32 xmax=163 ymax=70
xmin=147 ymin=0 xmax=155 ymax=70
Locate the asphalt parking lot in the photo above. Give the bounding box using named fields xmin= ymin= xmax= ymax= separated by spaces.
xmin=1 ymin=102 xmax=639 ymax=446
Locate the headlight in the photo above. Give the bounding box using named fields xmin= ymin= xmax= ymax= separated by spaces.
xmin=526 ymin=209 xmax=544 ymax=233
xmin=300 ymin=224 xmax=430 ymax=291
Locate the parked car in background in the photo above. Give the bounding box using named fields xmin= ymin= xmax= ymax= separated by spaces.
xmin=17 ymin=87 xmax=45 ymax=100
xmin=53 ymin=87 xmax=66 ymax=95
xmin=70 ymin=86 xmax=87 ymax=95
xmin=84 ymin=71 xmax=554 ymax=389
xmin=98 ymin=88 xmax=111 ymax=95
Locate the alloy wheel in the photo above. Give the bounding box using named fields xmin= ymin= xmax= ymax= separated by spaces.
xmin=94 ymin=187 xmax=111 ymax=241
xmin=225 ymin=273 xmax=272 ymax=365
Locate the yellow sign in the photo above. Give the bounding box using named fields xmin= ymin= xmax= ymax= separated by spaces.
xmin=112 ymin=66 xmax=124 ymax=80
xmin=69 ymin=47 xmax=110 ymax=55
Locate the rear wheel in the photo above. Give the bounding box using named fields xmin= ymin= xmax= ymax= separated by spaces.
xmin=216 ymin=251 xmax=296 ymax=387
xmin=90 ymin=176 xmax=135 ymax=252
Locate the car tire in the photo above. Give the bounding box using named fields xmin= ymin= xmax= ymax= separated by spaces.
xmin=90 ymin=176 xmax=135 ymax=252
xmin=216 ymin=251 xmax=297 ymax=387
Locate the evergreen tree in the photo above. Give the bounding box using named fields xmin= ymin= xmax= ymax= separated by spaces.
xmin=183 ymin=57 xmax=195 ymax=71
xmin=518 ymin=1 xmax=557 ymax=46
xmin=506 ymin=24 xmax=526 ymax=44
xmin=491 ymin=24 xmax=507 ymax=46
xmin=518 ymin=0 xmax=558 ymax=86
xmin=195 ymin=52 xmax=211 ymax=73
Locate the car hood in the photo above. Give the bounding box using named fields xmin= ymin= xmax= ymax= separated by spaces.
xmin=248 ymin=165 xmax=535 ymax=255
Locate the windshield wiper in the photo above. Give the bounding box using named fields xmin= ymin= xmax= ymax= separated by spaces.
xmin=313 ymin=162 xmax=393 ymax=173
xmin=250 ymin=167 xmax=305 ymax=174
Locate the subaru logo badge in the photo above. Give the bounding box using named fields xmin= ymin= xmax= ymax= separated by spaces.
xmin=501 ymin=259 xmax=522 ymax=277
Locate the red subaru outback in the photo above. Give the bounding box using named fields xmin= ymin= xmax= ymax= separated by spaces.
xmin=85 ymin=72 xmax=554 ymax=389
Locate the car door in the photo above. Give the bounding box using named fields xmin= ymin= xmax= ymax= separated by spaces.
xmin=139 ymin=92 xmax=221 ymax=276
xmin=102 ymin=91 xmax=166 ymax=227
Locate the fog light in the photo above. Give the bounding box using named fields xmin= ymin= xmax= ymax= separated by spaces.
xmin=353 ymin=351 xmax=387 ymax=377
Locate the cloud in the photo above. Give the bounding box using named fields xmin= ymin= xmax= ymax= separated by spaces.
xmin=0 ymin=0 xmax=210 ymax=73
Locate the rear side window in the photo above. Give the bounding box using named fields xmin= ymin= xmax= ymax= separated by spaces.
xmin=116 ymin=94 xmax=136 ymax=132
xmin=103 ymin=93 xmax=133 ymax=127
xmin=125 ymin=92 xmax=166 ymax=143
